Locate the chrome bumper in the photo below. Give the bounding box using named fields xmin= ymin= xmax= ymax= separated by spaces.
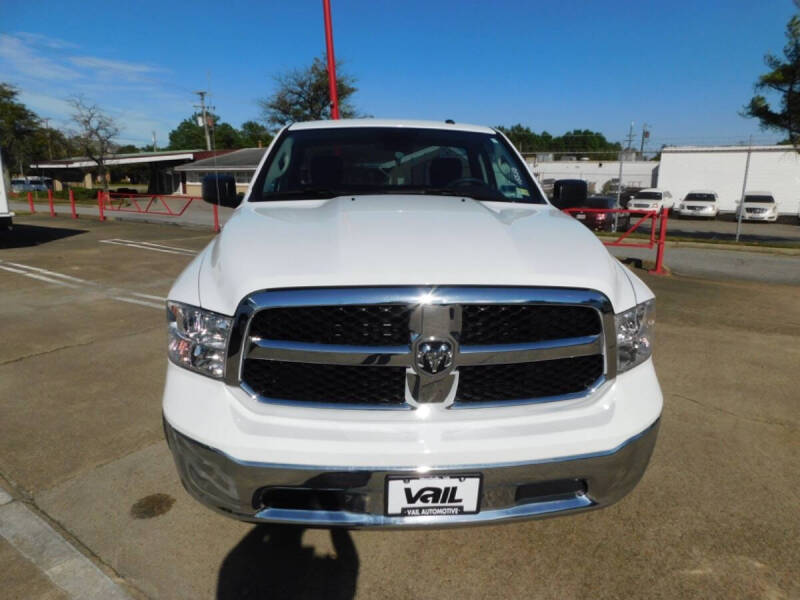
xmin=164 ymin=418 xmax=659 ymax=528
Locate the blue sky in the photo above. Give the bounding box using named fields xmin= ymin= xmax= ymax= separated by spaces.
xmin=0 ymin=0 xmax=795 ymax=148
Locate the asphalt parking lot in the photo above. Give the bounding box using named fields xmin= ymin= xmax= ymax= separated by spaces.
xmin=1 ymin=215 xmax=798 ymax=600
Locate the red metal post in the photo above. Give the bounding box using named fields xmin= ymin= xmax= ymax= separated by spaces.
xmin=97 ymin=190 xmax=106 ymax=221
xmin=69 ymin=189 xmax=77 ymax=219
xmin=27 ymin=192 xmax=35 ymax=213
xmin=48 ymin=189 xmax=55 ymax=217
xmin=649 ymin=207 xmax=669 ymax=275
xmin=322 ymin=0 xmax=340 ymax=119
xmin=212 ymin=202 xmax=220 ymax=233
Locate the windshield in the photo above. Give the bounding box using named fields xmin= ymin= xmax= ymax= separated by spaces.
xmin=685 ymin=193 xmax=715 ymax=202
xmin=744 ymin=195 xmax=774 ymax=203
xmin=632 ymin=192 xmax=662 ymax=200
xmin=253 ymin=127 xmax=545 ymax=203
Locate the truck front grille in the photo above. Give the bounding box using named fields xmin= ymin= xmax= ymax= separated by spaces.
xmin=229 ymin=287 xmax=615 ymax=409
xmin=242 ymin=359 xmax=406 ymax=406
xmin=249 ymin=305 xmax=412 ymax=346
xmin=460 ymin=305 xmax=600 ymax=344
xmin=456 ymin=355 xmax=604 ymax=404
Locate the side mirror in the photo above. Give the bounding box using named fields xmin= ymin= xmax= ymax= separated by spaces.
xmin=202 ymin=174 xmax=241 ymax=208
xmin=551 ymin=180 xmax=588 ymax=209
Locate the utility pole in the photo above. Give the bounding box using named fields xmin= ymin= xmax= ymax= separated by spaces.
xmin=193 ymin=91 xmax=213 ymax=151
xmin=152 ymin=131 xmax=157 ymax=152
xmin=42 ymin=118 xmax=53 ymax=160
xmin=639 ymin=123 xmax=650 ymax=156
xmin=616 ymin=121 xmax=635 ymax=213
xmin=735 ymin=136 xmax=753 ymax=243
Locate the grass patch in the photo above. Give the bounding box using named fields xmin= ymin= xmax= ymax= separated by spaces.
xmin=598 ymin=231 xmax=800 ymax=250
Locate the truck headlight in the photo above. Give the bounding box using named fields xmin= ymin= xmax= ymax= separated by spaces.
xmin=615 ymin=300 xmax=655 ymax=373
xmin=167 ymin=301 xmax=232 ymax=378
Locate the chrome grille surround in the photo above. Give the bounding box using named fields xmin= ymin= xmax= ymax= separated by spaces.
xmin=225 ymin=287 xmax=617 ymax=409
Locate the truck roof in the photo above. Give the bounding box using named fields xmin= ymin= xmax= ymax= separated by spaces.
xmin=288 ymin=118 xmax=496 ymax=134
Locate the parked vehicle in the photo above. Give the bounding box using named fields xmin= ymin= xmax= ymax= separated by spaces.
xmin=9 ymin=176 xmax=52 ymax=192
xmin=163 ymin=119 xmax=662 ymax=528
xmin=628 ymin=188 xmax=674 ymax=212
xmin=677 ymin=190 xmax=719 ymax=218
xmin=737 ymin=192 xmax=778 ymax=222
xmin=619 ymin=187 xmax=644 ymax=209
xmin=570 ymin=195 xmax=631 ymax=232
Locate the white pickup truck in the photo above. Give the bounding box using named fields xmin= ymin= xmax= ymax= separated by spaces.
xmin=0 ymin=162 xmax=14 ymax=230
xmin=163 ymin=119 xmax=662 ymax=527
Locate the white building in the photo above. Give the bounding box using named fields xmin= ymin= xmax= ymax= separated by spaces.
xmin=658 ymin=145 xmax=800 ymax=215
xmin=527 ymin=159 xmax=658 ymax=194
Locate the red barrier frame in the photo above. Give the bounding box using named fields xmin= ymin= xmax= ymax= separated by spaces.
xmin=69 ymin=189 xmax=78 ymax=219
xmin=105 ymin=192 xmax=197 ymax=217
xmin=563 ymin=207 xmax=669 ymax=275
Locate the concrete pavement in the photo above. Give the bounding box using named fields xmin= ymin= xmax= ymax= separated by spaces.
xmin=0 ymin=215 xmax=798 ymax=599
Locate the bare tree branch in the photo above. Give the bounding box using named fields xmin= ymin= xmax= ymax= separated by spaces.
xmin=67 ymin=95 xmax=121 ymax=194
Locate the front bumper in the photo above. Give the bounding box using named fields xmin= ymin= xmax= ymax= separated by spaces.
xmin=164 ymin=417 xmax=659 ymax=528
xmin=742 ymin=212 xmax=777 ymax=221
xmin=678 ymin=207 xmax=716 ymax=217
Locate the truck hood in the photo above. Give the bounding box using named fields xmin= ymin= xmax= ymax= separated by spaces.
xmin=190 ymin=195 xmax=640 ymax=314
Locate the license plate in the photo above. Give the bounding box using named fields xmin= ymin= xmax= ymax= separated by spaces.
xmin=385 ymin=475 xmax=482 ymax=517
xmin=576 ymin=214 xmax=586 ymax=220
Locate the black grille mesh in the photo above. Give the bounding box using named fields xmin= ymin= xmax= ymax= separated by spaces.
xmin=460 ymin=305 xmax=601 ymax=344
xmin=242 ymin=359 xmax=406 ymax=405
xmin=456 ymin=355 xmax=604 ymax=403
xmin=249 ymin=305 xmax=412 ymax=346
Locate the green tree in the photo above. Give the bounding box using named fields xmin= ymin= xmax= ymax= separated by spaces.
xmin=213 ymin=122 xmax=242 ymax=149
xmin=496 ymin=124 xmax=620 ymax=159
xmin=168 ymin=114 xmax=248 ymax=150
xmin=167 ymin=115 xmax=207 ymax=150
xmin=258 ymin=56 xmax=358 ymax=130
xmin=239 ymin=120 xmax=272 ymax=147
xmin=743 ymin=7 xmax=800 ymax=146
xmin=0 ymin=83 xmax=40 ymax=174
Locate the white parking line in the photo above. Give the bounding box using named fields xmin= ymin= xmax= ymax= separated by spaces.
xmin=5 ymin=262 xmax=91 ymax=284
xmin=0 ymin=265 xmax=80 ymax=288
xmin=0 ymin=260 xmax=166 ymax=310
xmin=131 ymin=291 xmax=167 ymax=301
xmin=100 ymin=238 xmax=198 ymax=256
xmin=111 ymin=296 xmax=164 ymax=310
xmin=0 ymin=501 xmax=132 ymax=599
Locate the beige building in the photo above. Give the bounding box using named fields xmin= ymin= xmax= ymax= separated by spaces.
xmin=175 ymin=148 xmax=267 ymax=196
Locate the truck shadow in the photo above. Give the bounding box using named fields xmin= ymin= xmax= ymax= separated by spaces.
xmin=0 ymin=224 xmax=86 ymax=249
xmin=216 ymin=525 xmax=359 ymax=599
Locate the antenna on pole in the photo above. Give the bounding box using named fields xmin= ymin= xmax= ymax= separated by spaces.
xmin=322 ymin=0 xmax=340 ymax=119
xmin=193 ymin=91 xmax=213 ymax=150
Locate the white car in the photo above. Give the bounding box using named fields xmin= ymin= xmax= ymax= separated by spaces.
xmin=677 ymin=190 xmax=719 ymax=218
xmin=737 ymin=192 xmax=779 ymax=222
xmin=627 ymin=188 xmax=674 ymax=212
xmin=162 ymin=119 xmax=662 ymax=528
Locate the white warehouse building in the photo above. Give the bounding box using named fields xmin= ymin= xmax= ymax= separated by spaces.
xmin=658 ymin=145 xmax=800 ymax=216
xmin=527 ymin=159 xmax=658 ymax=194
